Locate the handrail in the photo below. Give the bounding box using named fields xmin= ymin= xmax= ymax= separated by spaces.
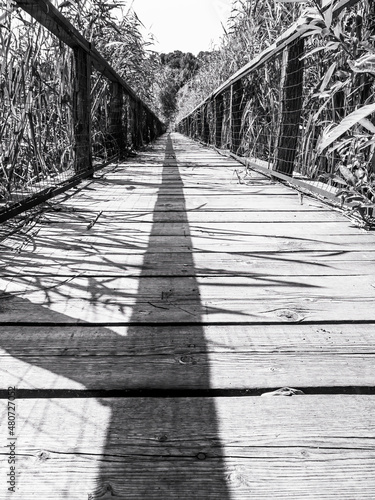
xmin=179 ymin=0 xmax=360 ymax=123
xmin=15 ymin=0 xmax=159 ymax=121
xmin=1 ymin=0 xmax=165 ymax=220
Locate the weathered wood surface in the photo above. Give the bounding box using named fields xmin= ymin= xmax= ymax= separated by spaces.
xmin=1 ymin=132 xmax=375 ymax=498
xmin=0 ymin=397 xmax=375 ymax=499
xmin=1 ymin=324 xmax=375 ymax=390
xmin=35 ymin=209 xmax=360 ymax=222
xmin=0 ymin=272 xmax=375 ymax=323
xmin=2 ymin=251 xmax=375 ymax=277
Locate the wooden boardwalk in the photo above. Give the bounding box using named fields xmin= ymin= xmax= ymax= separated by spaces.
xmin=1 ymin=132 xmax=375 ymax=498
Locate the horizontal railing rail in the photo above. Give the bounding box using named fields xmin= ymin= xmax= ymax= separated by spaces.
xmin=179 ymin=0 xmax=359 ymax=119
xmin=176 ymin=0 xmax=375 ymax=222
xmin=16 ymin=0 xmax=157 ymax=118
xmin=0 ymin=0 xmax=165 ymax=221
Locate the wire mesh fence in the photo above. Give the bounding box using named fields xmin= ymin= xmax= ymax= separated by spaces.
xmin=0 ymin=13 xmax=75 ymax=209
xmin=0 ymin=0 xmax=164 ymax=220
xmin=177 ymin=0 xmax=375 ymax=223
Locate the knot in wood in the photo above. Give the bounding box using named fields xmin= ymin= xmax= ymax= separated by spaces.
xmin=88 ymin=482 xmax=115 ymax=499
xmin=157 ymin=434 xmax=168 ymax=442
xmin=196 ymin=452 xmax=207 ymax=460
xmin=277 ymin=309 xmax=300 ymax=321
xmin=36 ymin=451 xmax=50 ymax=461
xmin=179 ymin=355 xmax=197 ymax=365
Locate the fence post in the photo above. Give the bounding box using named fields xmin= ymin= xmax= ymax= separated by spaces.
xmin=195 ymin=108 xmax=201 ymax=140
xmin=273 ymin=37 xmax=304 ymax=176
xmin=73 ymin=47 xmax=92 ymax=174
xmin=149 ymin=113 xmax=154 ymax=142
xmin=202 ymin=102 xmax=210 ymax=143
xmin=148 ymin=113 xmax=155 ymax=142
xmin=231 ymin=80 xmax=243 ymax=154
xmin=129 ymin=97 xmax=137 ymax=148
xmin=215 ymin=93 xmax=224 ymax=147
xmin=137 ymin=101 xmax=144 ymax=147
xmin=122 ymin=93 xmax=129 ymax=150
xmin=109 ymin=82 xmax=124 ymax=156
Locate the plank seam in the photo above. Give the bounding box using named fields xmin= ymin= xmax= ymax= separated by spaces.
xmin=2 ymin=320 xmax=375 ymax=327
xmin=2 ymin=387 xmax=375 ymax=399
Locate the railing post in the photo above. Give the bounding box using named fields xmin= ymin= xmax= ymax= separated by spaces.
xmin=148 ymin=113 xmax=155 ymax=142
xmin=149 ymin=113 xmax=154 ymax=142
xmin=122 ymin=93 xmax=129 ymax=150
xmin=231 ymin=79 xmax=243 ymax=154
xmin=209 ymin=99 xmax=215 ymax=144
xmin=145 ymin=109 xmax=151 ymax=143
xmin=187 ymin=116 xmax=192 ymax=138
xmin=273 ymin=37 xmax=305 ymax=176
xmin=129 ymin=97 xmax=137 ymax=148
xmin=215 ymin=93 xmax=224 ymax=148
xmin=73 ymin=47 xmax=92 ymax=174
xmin=109 ymin=82 xmax=124 ymax=156
xmin=195 ymin=108 xmax=201 ymax=140
xmin=137 ymin=101 xmax=144 ymax=147
xmin=202 ymin=102 xmax=210 ymax=144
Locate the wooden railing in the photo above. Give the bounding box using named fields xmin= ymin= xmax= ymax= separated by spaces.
xmin=0 ymin=0 xmax=165 ymax=220
xmin=176 ymin=0 xmax=365 ymax=182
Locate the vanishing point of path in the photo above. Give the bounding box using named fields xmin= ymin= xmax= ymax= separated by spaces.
xmin=0 ymin=132 xmax=375 ymax=498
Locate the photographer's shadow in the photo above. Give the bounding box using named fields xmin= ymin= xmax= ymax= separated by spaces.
xmin=0 ymin=134 xmax=231 ymax=499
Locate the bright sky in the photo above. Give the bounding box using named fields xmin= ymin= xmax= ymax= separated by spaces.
xmin=131 ymin=0 xmax=233 ymax=55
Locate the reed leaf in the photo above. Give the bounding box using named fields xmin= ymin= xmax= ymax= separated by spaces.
xmin=317 ymin=103 xmax=375 ymax=153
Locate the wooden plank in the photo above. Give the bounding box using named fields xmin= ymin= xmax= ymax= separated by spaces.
xmin=0 ymin=397 xmax=374 ymax=498
xmin=2 ymin=222 xmax=373 ymax=263
xmin=79 ymin=182 xmax=265 ymax=193
xmin=55 ymin=196 xmax=343 ymax=212
xmin=2 ymin=274 xmax=375 ymax=299
xmin=3 ymin=251 xmax=375 ymax=277
xmin=1 ymin=275 xmax=375 ymax=324
xmin=1 ymin=292 xmax=375 ymax=324
xmin=54 ymin=187 xmax=310 ymax=197
xmin=5 ymin=232 xmax=374 ymax=253
xmin=32 ymin=221 xmax=370 ymax=237
xmin=39 ymin=209 xmax=347 ymax=224
xmin=54 ymin=177 xmax=297 ymax=193
xmin=1 ymin=324 xmax=375 ymax=390
xmin=1 ymin=131 xmax=374 ymax=500
xmin=2 ymin=323 xmax=375 ymax=357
